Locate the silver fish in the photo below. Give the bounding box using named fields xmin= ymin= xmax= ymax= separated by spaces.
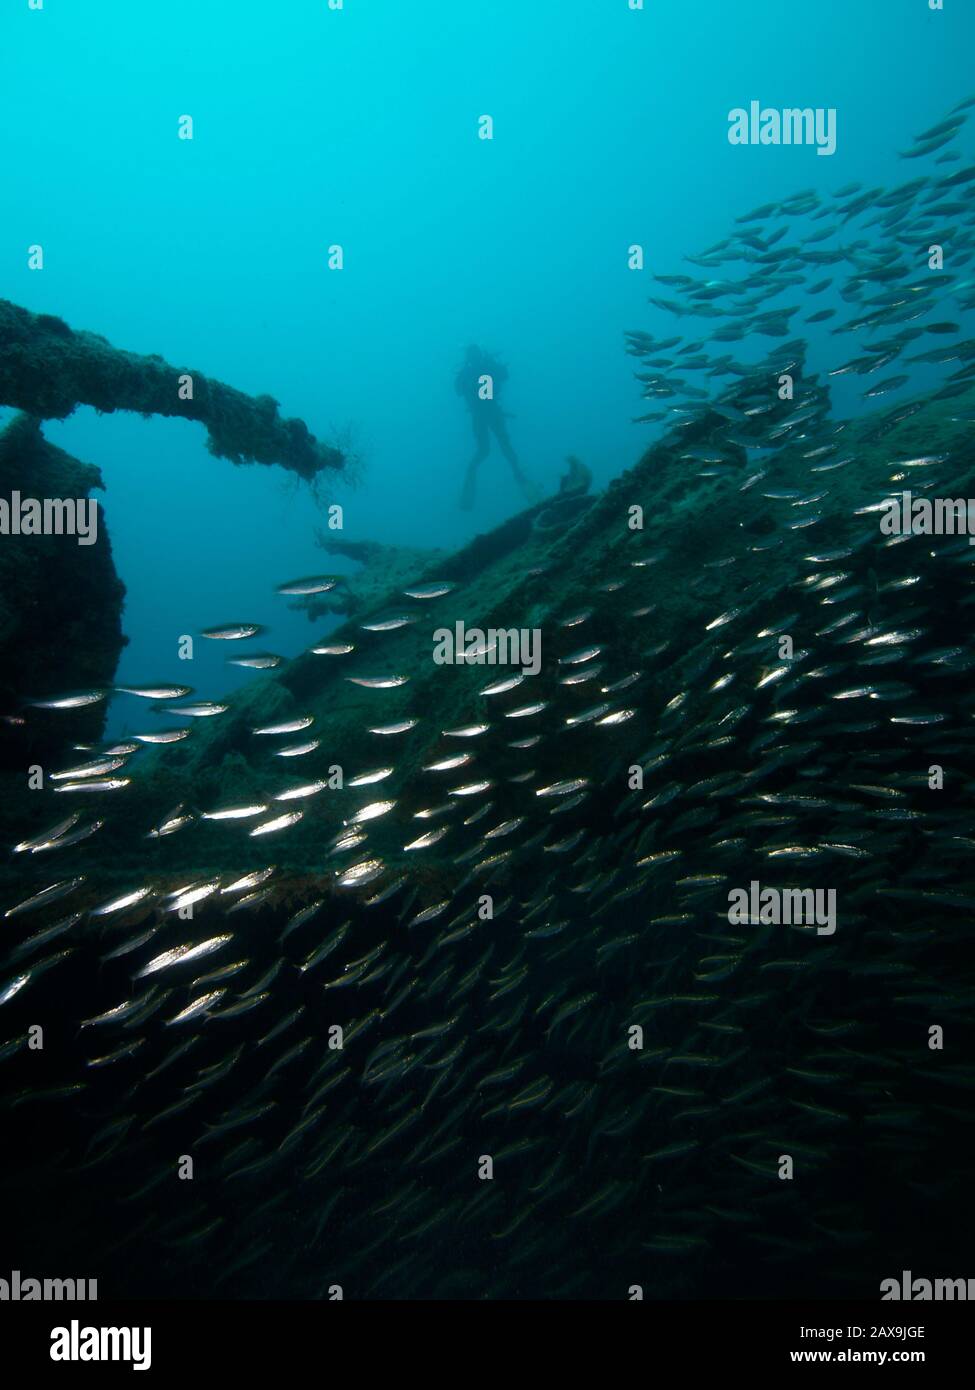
xmin=14 ymin=815 xmax=81 ymax=854
xmin=345 ymin=675 xmax=409 ymax=689
xmin=252 ymin=717 xmax=314 ymax=735
xmin=200 ymin=624 xmax=263 ymax=641
xmin=91 ymin=887 xmax=155 ymax=917
xmin=4 ymin=878 xmax=85 ymax=919
xmin=114 ymin=684 xmax=193 ymax=700
xmin=227 ymin=653 xmax=282 ymax=669
xmin=348 ymin=767 xmax=394 ymax=787
xmin=276 ymin=575 xmax=340 ymax=596
xmin=402 ymin=582 xmax=455 ymax=599
xmin=274 ymin=780 xmax=329 ymax=802
xmin=29 ymin=690 xmax=106 ymax=710
xmin=249 ymin=811 xmax=303 ymax=836
xmin=138 ymin=936 xmax=233 ymax=978
xmin=147 ymin=806 xmax=194 ymax=839
xmin=161 ymin=702 xmax=228 ymax=717
xmin=54 ymin=777 xmax=130 ymax=793
xmin=166 ymin=990 xmax=226 ymax=1025
xmin=273 ymin=741 xmax=320 ymax=757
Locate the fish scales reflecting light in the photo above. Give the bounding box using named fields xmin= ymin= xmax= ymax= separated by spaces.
xmin=2 ymin=55 xmax=975 ymax=1315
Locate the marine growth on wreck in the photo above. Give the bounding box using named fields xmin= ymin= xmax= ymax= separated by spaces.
xmin=1 ymin=2 xmax=975 ymax=1340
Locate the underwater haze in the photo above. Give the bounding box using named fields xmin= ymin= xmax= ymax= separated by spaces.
xmin=2 ymin=0 xmax=973 ymax=726
xmin=2 ymin=0 xmax=975 ymax=1314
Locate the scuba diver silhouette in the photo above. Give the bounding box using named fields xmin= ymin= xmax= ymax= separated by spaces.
xmin=455 ymin=345 xmax=539 ymax=510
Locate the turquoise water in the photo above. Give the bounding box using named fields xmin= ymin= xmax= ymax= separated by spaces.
xmin=3 ymin=0 xmax=975 ymax=1305
xmin=3 ymin=1 xmax=973 ymax=729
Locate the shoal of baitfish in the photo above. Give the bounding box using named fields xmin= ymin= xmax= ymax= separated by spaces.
xmin=2 ymin=97 xmax=975 ymax=1299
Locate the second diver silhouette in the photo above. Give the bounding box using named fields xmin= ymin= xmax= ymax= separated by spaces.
xmin=455 ymin=345 xmax=541 ymax=510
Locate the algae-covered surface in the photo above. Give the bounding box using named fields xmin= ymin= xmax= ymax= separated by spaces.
xmin=3 ymin=369 xmax=975 ymax=1299
xmin=4 ymin=7 xmax=975 ymax=1307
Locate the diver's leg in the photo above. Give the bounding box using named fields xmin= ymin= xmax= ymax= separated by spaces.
xmin=492 ymin=418 xmax=540 ymax=502
xmin=461 ymin=419 xmax=490 ymax=510
xmin=491 ymin=417 xmax=523 ymax=477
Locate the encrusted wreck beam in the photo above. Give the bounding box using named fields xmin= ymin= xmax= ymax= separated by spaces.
xmin=0 ymin=299 xmax=344 ymax=479
xmin=0 ymin=413 xmax=126 ymax=767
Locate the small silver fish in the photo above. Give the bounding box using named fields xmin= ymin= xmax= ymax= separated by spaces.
xmin=335 ymin=859 xmax=385 ymax=888
xmin=404 ymin=827 xmax=449 ymax=851
xmin=705 ymin=609 xmax=742 ymax=631
xmin=14 ymin=815 xmax=81 ymax=853
xmin=424 ymin=753 xmax=473 ymax=772
xmin=449 ymin=781 xmax=493 ymax=796
xmin=360 ymin=614 xmax=416 ymax=632
xmin=165 ymin=880 xmax=221 ymax=913
xmin=53 ymin=778 xmax=130 ymax=793
xmin=227 ymin=653 xmax=282 ymax=669
xmin=559 ymin=646 xmax=602 ymax=666
xmin=29 ymin=690 xmax=106 ymax=710
xmin=280 ymin=900 xmax=324 ymax=943
xmin=221 ymin=868 xmax=275 ymax=895
xmin=480 ymin=674 xmax=524 ymax=696
xmin=32 ymin=820 xmax=103 ymax=854
xmin=161 ymin=702 xmax=228 ymax=717
xmin=0 ymin=975 xmax=30 ymax=1006
xmin=408 ymin=901 xmax=450 ymax=927
xmin=249 ymin=810 xmax=303 ymax=836
xmin=138 ymin=935 xmax=232 ymax=978
xmin=597 ymin=708 xmax=636 ymax=726
xmin=274 ymin=780 xmax=329 ymax=802
xmin=252 ymin=717 xmax=314 ymax=736
xmin=200 ymin=624 xmax=263 ymax=641
xmin=166 ymin=990 xmax=226 ymax=1025
xmin=484 ymin=818 xmax=525 ymax=839
xmin=332 ymin=828 xmax=367 ymax=852
xmin=146 ymin=806 xmax=194 ymax=839
xmin=50 ymin=757 xmax=126 ymax=781
xmin=349 ymin=801 xmax=396 ymax=824
xmin=402 ymin=582 xmax=455 ymax=599
xmin=564 ymin=703 xmax=610 ymax=727
xmin=348 ymin=767 xmax=394 ymax=787
xmin=536 ymin=779 xmax=589 ymax=798
xmin=91 ymin=887 xmax=155 ymax=917
xmin=276 ymin=575 xmax=340 ymax=596
xmin=4 ymin=877 xmax=85 ymax=919
xmin=114 ymin=684 xmax=192 ymax=700
xmin=345 ymin=675 xmax=409 ymax=689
